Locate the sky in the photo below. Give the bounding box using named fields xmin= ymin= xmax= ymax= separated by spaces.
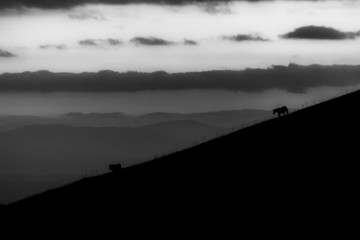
xmin=0 ymin=0 xmax=360 ymax=115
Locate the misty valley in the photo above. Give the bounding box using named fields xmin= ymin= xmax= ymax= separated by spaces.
xmin=0 ymin=110 xmax=270 ymax=203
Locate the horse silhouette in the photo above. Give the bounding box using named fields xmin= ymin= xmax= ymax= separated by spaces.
xmin=273 ymin=106 xmax=288 ymax=117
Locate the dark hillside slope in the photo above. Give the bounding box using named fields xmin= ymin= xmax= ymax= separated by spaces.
xmin=11 ymin=89 xmax=360 ymax=209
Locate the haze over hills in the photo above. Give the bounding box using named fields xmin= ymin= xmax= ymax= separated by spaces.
xmin=0 ymin=109 xmax=271 ymax=132
xmin=0 ymin=124 xmax=184 ymax=174
xmin=0 ymin=110 xmax=271 ymax=203
xmin=0 ymin=120 xmax=225 ymax=203
xmin=0 ymin=109 xmax=271 ymax=203
xmin=0 ymin=174 xmax=80 ymax=206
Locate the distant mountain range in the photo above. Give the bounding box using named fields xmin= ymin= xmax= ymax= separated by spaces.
xmin=0 ymin=109 xmax=273 ymax=203
xmin=0 ymin=109 xmax=271 ymax=132
xmin=0 ymin=110 xmax=273 ymax=203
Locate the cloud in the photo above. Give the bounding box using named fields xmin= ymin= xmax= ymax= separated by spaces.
xmin=79 ymin=38 xmax=122 ymax=47
xmin=107 ymin=38 xmax=122 ymax=46
xmin=197 ymin=2 xmax=233 ymax=14
xmin=1 ymin=65 xmax=360 ymax=93
xmin=281 ymin=26 xmax=359 ymax=40
xmin=68 ymin=12 xmax=106 ymax=21
xmin=223 ymin=34 xmax=268 ymax=42
xmin=79 ymin=39 xmax=98 ymax=46
xmin=130 ymin=37 xmax=174 ymax=46
xmin=39 ymin=44 xmax=67 ymax=50
xmin=184 ymin=39 xmax=198 ymax=45
xmin=0 ymin=49 xmax=16 ymax=57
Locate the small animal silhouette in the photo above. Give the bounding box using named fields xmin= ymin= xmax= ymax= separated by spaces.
xmin=273 ymin=106 xmax=289 ymax=117
xmin=109 ymin=164 xmax=122 ymax=172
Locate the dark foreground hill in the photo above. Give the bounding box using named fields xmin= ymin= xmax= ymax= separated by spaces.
xmin=3 ymin=90 xmax=360 ymax=239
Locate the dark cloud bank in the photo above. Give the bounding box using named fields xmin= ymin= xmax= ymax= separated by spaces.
xmin=1 ymin=64 xmax=360 ymax=93
xmin=0 ymin=0 xmax=304 ymax=10
xmin=282 ymin=26 xmax=360 ymax=40
xmin=0 ymin=49 xmax=16 ymax=57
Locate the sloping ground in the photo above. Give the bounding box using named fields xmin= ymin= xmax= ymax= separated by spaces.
xmin=3 ymin=90 xmax=360 ymax=239
xmin=10 ymin=89 xmax=360 ymax=209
